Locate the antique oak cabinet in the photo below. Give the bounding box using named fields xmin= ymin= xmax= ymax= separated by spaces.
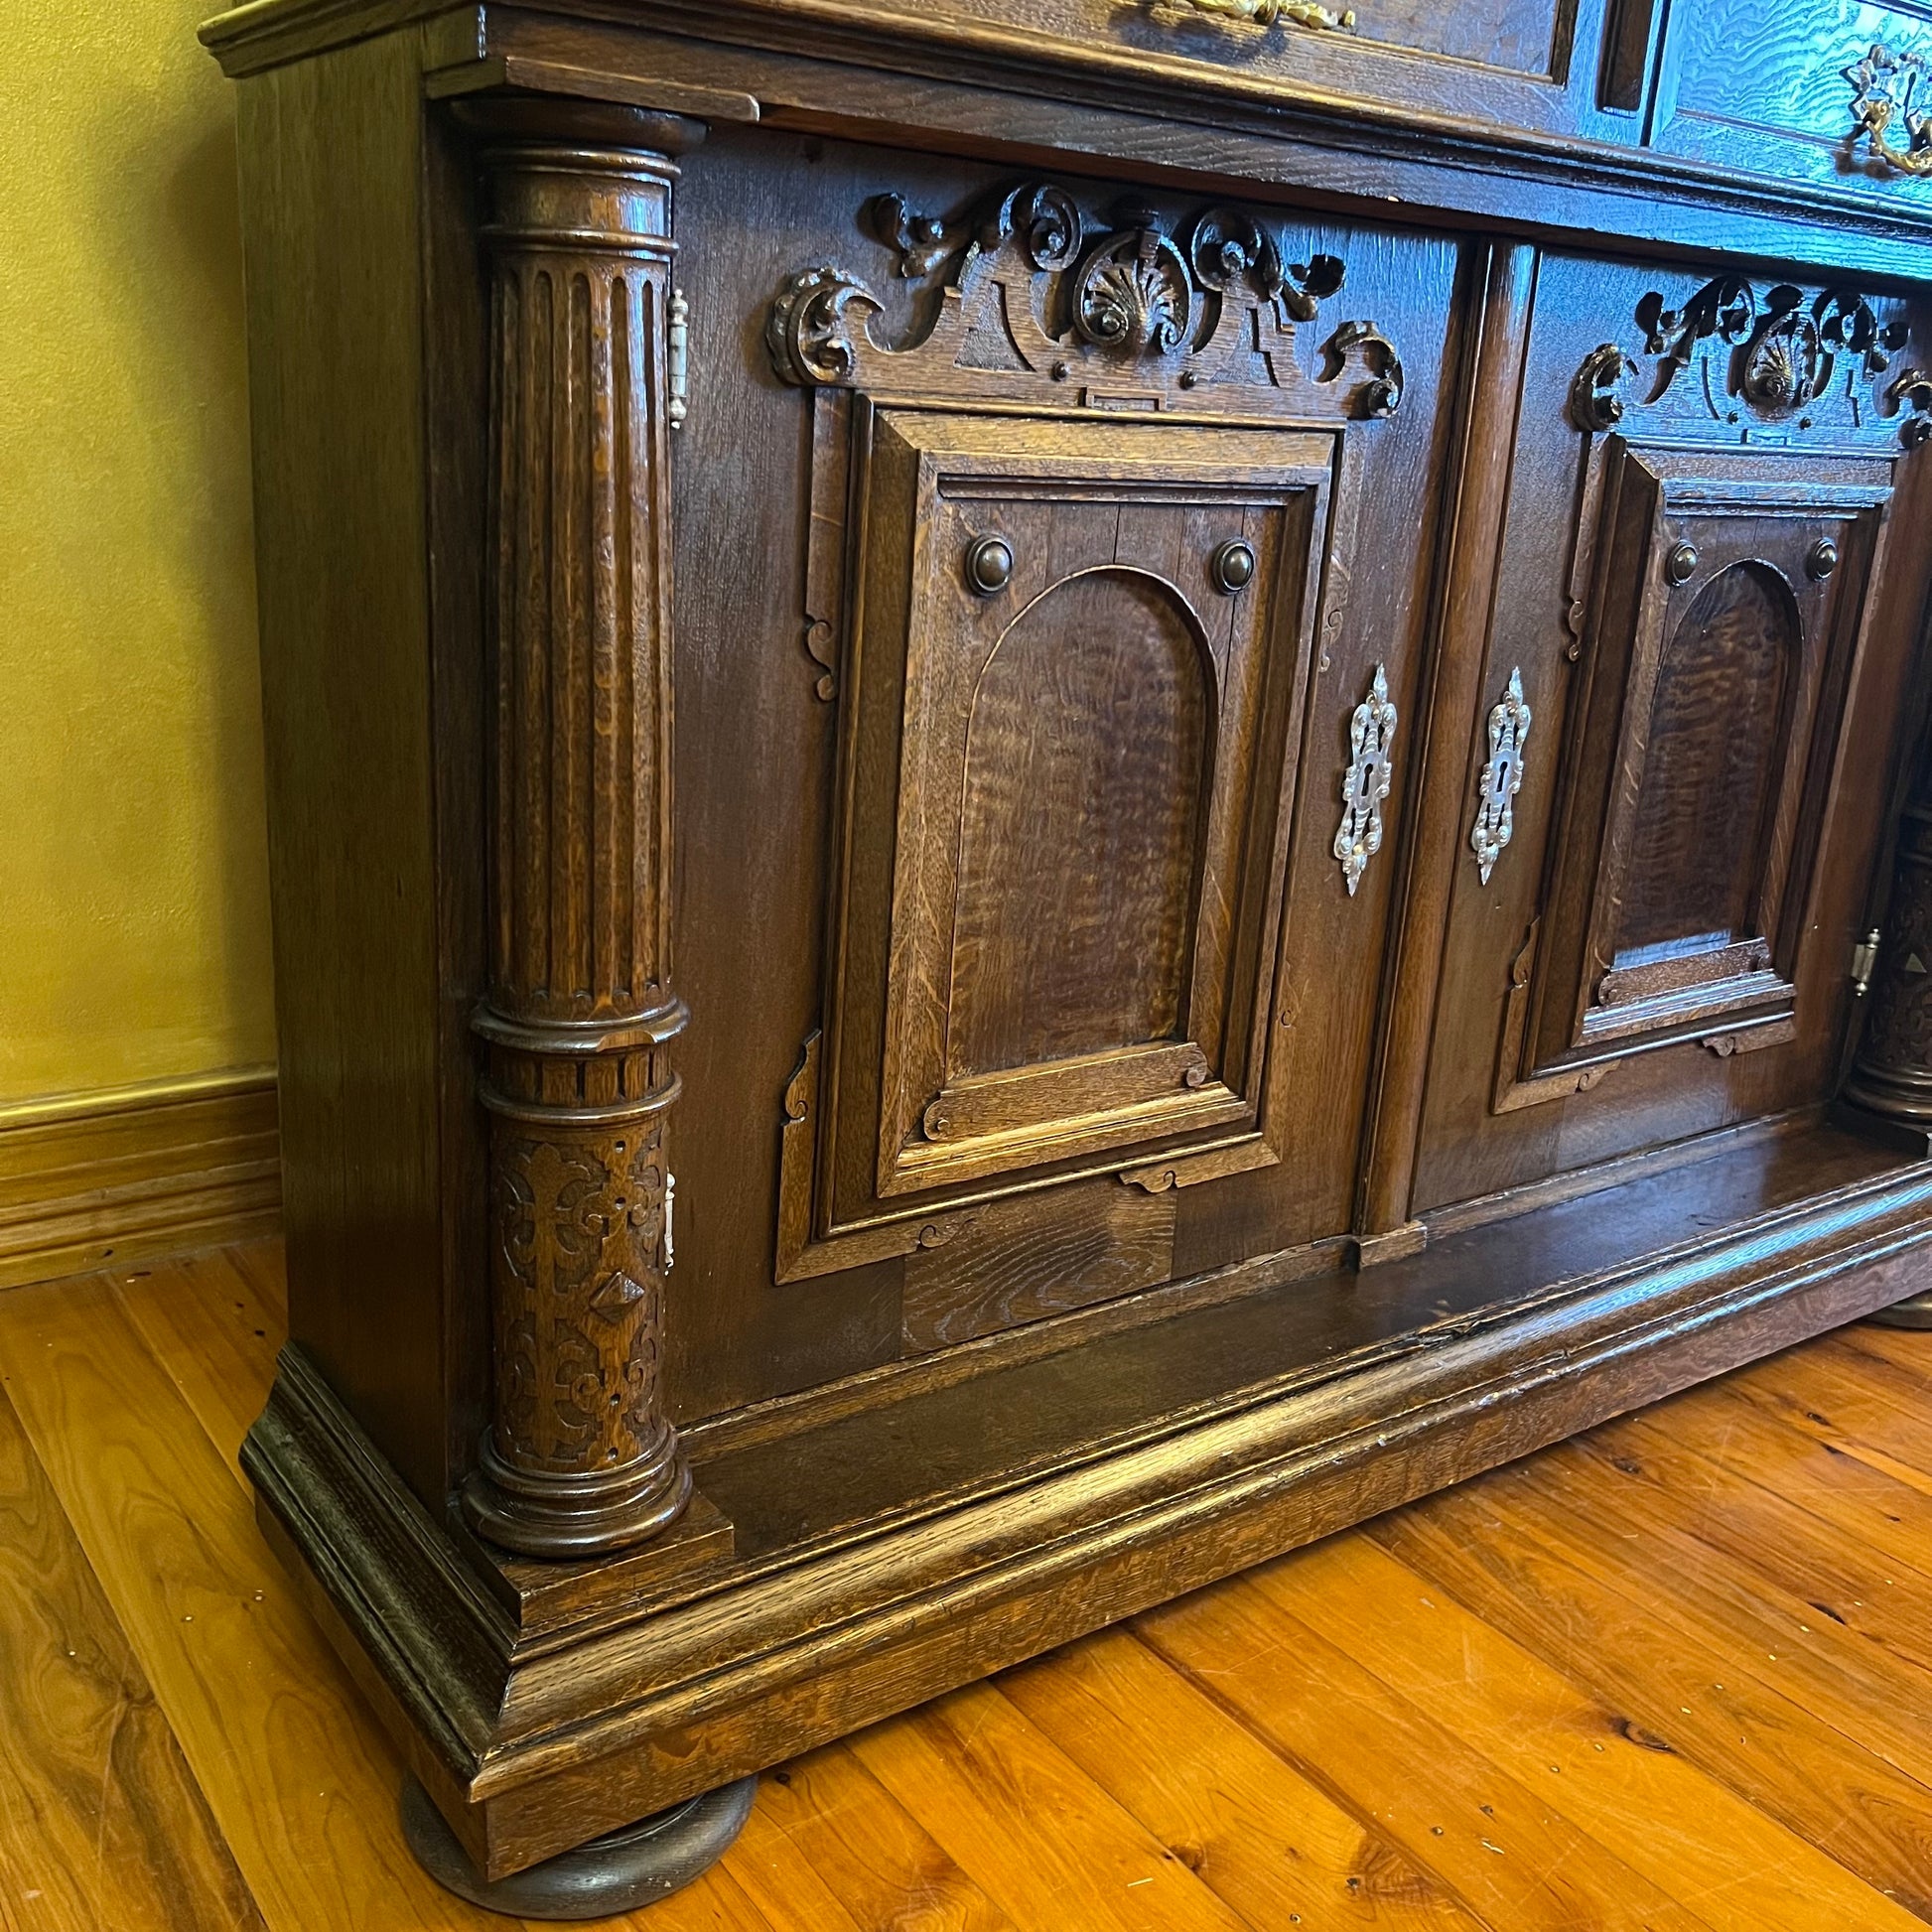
xmin=205 ymin=0 xmax=1932 ymax=1906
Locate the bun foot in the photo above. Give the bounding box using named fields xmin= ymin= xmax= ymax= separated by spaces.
xmin=1866 ymin=1289 xmax=1932 ymax=1329
xmin=400 ymin=1774 xmax=757 ymax=1921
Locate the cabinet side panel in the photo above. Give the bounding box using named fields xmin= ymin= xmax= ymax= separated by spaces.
xmin=235 ymin=37 xmax=450 ymax=1503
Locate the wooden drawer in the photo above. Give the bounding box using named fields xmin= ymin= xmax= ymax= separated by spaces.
xmin=856 ymin=0 xmax=1622 ymax=139
xmin=1652 ymin=0 xmax=1932 ymax=202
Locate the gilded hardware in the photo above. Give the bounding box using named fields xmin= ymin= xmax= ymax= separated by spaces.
xmin=1853 ymin=928 xmax=1882 ymax=998
xmin=1334 ymin=663 xmax=1397 ymax=897
xmin=1470 ymin=668 xmax=1530 ymax=887
xmin=1173 ymin=0 xmax=1356 ymax=29
xmin=1849 ymin=44 xmax=1932 ymax=177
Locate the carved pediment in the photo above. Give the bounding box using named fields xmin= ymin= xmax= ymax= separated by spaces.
xmin=767 ymin=180 xmax=1402 ymax=420
xmin=1570 ymin=275 xmax=1926 ymax=448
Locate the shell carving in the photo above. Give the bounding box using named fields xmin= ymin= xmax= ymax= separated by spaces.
xmin=1074 ymin=228 xmax=1193 ymax=357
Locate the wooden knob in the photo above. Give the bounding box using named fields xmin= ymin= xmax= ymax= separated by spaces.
xmin=966 ymin=535 xmax=1014 ymax=596
xmin=1211 ymin=539 xmax=1256 ymax=595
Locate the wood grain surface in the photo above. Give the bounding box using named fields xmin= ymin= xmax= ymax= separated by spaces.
xmin=9 ymin=1235 xmax=1932 ymax=1928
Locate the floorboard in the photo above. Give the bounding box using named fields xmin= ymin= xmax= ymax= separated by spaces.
xmin=1245 ymin=1531 xmax=1926 ymax=1932
xmin=4 ymin=1236 xmax=1932 ymax=1931
xmin=0 ymin=1383 xmax=263 ymax=1932
xmin=1373 ymin=1478 xmax=1932 ymax=1918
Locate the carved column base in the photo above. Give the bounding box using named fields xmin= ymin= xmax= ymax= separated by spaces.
xmin=460 ymin=1425 xmax=691 ymax=1560
xmin=401 ymin=1773 xmax=756 ymax=1920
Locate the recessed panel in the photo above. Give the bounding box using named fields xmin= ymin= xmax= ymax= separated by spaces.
xmin=1517 ymin=448 xmax=1890 ymax=1081
xmin=950 ymin=569 xmax=1209 ymax=1081
xmin=1613 ymin=560 xmax=1795 ymax=968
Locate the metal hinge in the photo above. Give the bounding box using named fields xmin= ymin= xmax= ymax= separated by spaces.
xmin=668 ymin=288 xmax=690 ymax=431
xmin=1852 ymin=927 xmax=1883 ymax=997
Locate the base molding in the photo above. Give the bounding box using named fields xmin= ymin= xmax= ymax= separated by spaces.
xmin=244 ymin=1122 xmax=1932 ymax=1882
xmin=0 ymin=1069 xmax=280 ymax=1292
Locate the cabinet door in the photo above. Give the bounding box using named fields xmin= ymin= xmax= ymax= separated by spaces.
xmin=1651 ymin=1 xmax=1932 ymax=207
xmin=753 ymin=167 xmax=1455 ymax=1354
xmin=1517 ymin=445 xmax=1886 ymax=1082
xmin=813 ymin=411 xmax=1334 ymax=1222
xmin=1414 ymin=254 xmax=1929 ymax=1213
xmin=861 ymin=414 xmax=1332 ymax=1200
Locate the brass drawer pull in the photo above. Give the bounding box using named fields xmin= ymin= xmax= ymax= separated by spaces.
xmin=1174 ymin=0 xmax=1356 ymax=32
xmin=1850 ymin=44 xmax=1932 ymax=178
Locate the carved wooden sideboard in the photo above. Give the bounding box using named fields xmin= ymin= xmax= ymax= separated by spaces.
xmin=205 ymin=0 xmax=1932 ymax=1906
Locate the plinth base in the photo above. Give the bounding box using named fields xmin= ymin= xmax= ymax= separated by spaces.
xmin=400 ymin=1774 xmax=757 ymax=1921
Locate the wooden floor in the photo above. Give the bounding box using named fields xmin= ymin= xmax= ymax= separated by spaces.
xmin=5 ymin=1248 xmax=1932 ymax=1930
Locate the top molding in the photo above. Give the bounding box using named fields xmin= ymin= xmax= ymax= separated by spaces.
xmin=201 ymin=0 xmax=1932 ymax=286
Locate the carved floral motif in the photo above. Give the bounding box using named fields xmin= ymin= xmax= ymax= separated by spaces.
xmin=492 ymin=1122 xmax=670 ymax=1473
xmin=768 ymin=179 xmax=1402 ymax=419
xmin=1569 ymin=276 xmax=1920 ymax=445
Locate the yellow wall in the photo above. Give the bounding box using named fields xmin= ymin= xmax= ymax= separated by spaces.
xmin=0 ymin=0 xmax=275 ymax=1104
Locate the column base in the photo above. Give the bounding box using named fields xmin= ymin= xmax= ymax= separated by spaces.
xmin=1831 ymin=1097 xmax=1932 ymax=1161
xmin=459 ymin=1427 xmax=692 ymax=1560
xmin=400 ymin=1774 xmax=758 ymax=1921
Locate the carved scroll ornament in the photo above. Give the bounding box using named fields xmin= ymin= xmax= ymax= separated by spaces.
xmin=768 ymin=181 xmax=1403 ymax=420
xmin=1569 ymin=276 xmax=1924 ymax=447
xmin=1470 ymin=668 xmax=1531 ymax=887
xmin=1334 ymin=664 xmax=1397 ymax=897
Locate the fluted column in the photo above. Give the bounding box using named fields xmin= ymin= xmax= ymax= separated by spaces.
xmin=457 ymin=101 xmax=705 ymax=1558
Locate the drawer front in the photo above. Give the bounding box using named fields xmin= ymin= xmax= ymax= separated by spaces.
xmin=853 ymin=0 xmax=1611 ymax=136
xmin=1414 ymin=253 xmax=1931 ymax=1215
xmin=1653 ymin=0 xmax=1932 ymax=200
